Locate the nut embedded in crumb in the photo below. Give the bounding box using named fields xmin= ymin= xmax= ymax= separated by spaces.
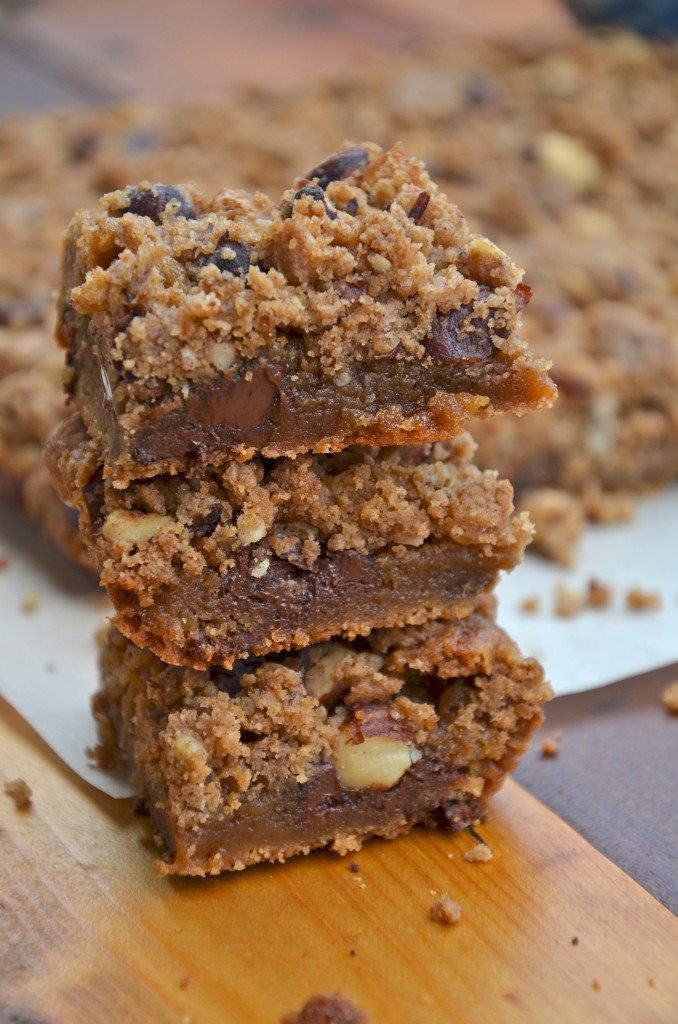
xmin=464 ymin=842 xmax=493 ymax=863
xmin=661 ymin=682 xmax=678 ymax=715
xmin=280 ymin=992 xmax=369 ymax=1024
xmin=4 ymin=778 xmax=32 ymax=810
xmin=626 ymin=587 xmax=662 ymax=612
xmin=540 ymin=735 xmax=560 ymax=758
xmin=429 ymin=892 xmax=462 ymax=926
xmin=586 ymin=578 xmax=613 ymax=609
xmin=20 ymin=591 xmax=40 ymax=614
xmin=554 ymin=583 xmax=585 ymax=618
xmin=520 ymin=595 xmax=540 ymax=614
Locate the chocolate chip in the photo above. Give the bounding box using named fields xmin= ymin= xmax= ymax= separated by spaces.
xmin=82 ymin=467 xmax=105 ymax=530
xmin=292 ymin=184 xmax=337 ymax=220
xmin=122 ymin=184 xmax=194 ymax=222
xmin=192 ymin=504 xmax=222 ymax=539
xmin=465 ymin=72 xmax=497 ymax=106
xmin=307 ymin=147 xmax=369 ymax=188
xmin=240 ymin=729 xmax=263 ymax=744
xmin=132 ymin=795 xmax=150 ymax=816
xmin=69 ymin=131 xmax=99 ymax=163
xmin=198 ymin=235 xmax=250 ymax=276
xmin=345 ymin=198 xmax=359 ymax=216
xmin=208 ymin=666 xmax=242 ymax=697
xmin=408 ymin=190 xmax=431 ymax=224
xmin=425 ymin=301 xmax=496 ymax=362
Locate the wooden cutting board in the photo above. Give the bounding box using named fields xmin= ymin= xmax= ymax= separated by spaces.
xmin=1 ymin=696 xmax=676 ymax=1024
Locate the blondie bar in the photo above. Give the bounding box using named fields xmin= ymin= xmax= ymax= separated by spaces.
xmin=57 ymin=144 xmax=554 ymax=486
xmin=94 ymin=602 xmax=550 ymax=875
xmin=48 ymin=415 xmax=532 ymax=669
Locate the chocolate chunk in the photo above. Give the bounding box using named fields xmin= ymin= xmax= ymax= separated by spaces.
xmin=208 ymin=665 xmax=242 ymax=697
xmin=83 ymin=466 xmax=105 ymax=529
xmin=426 ymin=302 xmax=496 ymax=362
xmin=199 ymin=235 xmax=250 ymax=276
xmin=122 ymin=184 xmax=194 ymax=222
xmin=209 ymin=654 xmax=268 ymax=697
xmin=408 ymin=191 xmax=431 ymax=224
xmin=307 ymin=147 xmax=369 ymax=188
xmin=192 ymin=504 xmax=222 ymax=539
xmin=69 ymin=131 xmax=100 ymax=163
xmin=345 ymin=198 xmax=359 ymax=216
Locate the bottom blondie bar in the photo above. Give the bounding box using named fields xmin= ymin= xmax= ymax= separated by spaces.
xmin=95 ymin=600 xmax=549 ymax=875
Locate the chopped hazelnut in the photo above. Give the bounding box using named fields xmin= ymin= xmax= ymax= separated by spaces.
xmin=333 ymin=729 xmax=421 ymax=790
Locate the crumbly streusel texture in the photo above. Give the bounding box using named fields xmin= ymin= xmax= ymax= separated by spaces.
xmin=2 ymin=31 xmax=676 ymax=557
xmin=48 ymin=414 xmax=532 ymax=668
xmin=57 ymin=143 xmax=553 ymax=485
xmin=95 ymin=602 xmax=550 ymax=875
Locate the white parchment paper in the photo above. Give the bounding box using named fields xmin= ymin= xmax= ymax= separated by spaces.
xmin=1 ymin=489 xmax=676 ymax=798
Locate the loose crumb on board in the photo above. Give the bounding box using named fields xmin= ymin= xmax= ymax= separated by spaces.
xmin=592 ymin=980 xmax=601 ymax=992
xmin=179 ymin=975 xmax=190 ymax=990
xmin=4 ymin=778 xmax=32 ymax=810
xmin=571 ymin=937 xmax=579 ymax=946
xmin=519 ymin=595 xmax=540 ymax=614
xmin=464 ymin=842 xmax=493 ymax=863
xmin=429 ymin=893 xmax=462 ymax=926
xmin=20 ymin=590 xmax=40 ymax=614
xmin=626 ymin=587 xmax=662 ymax=612
xmin=661 ymin=682 xmax=678 ymax=714
xmin=280 ymin=992 xmax=369 ymax=1023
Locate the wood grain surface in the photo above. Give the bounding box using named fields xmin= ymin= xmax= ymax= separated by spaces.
xmin=1 ymin=695 xmax=677 ymax=1024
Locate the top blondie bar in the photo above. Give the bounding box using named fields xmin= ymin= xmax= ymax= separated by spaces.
xmin=57 ymin=143 xmax=555 ymax=486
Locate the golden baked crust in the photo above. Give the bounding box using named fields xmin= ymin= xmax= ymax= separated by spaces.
xmin=95 ymin=605 xmax=550 ymax=875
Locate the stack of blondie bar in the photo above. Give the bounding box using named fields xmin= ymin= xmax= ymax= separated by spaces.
xmin=47 ymin=145 xmax=554 ymax=875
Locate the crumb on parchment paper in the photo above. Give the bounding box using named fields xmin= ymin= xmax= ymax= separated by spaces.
xmin=4 ymin=778 xmax=32 ymax=810
xmin=586 ymin=578 xmax=613 ymax=608
xmin=20 ymin=590 xmax=40 ymax=613
xmin=626 ymin=587 xmax=662 ymax=612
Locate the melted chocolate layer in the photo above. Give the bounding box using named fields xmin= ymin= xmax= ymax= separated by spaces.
xmin=109 ymin=542 xmax=505 ymax=670
xmin=148 ymin=759 xmax=484 ymax=875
